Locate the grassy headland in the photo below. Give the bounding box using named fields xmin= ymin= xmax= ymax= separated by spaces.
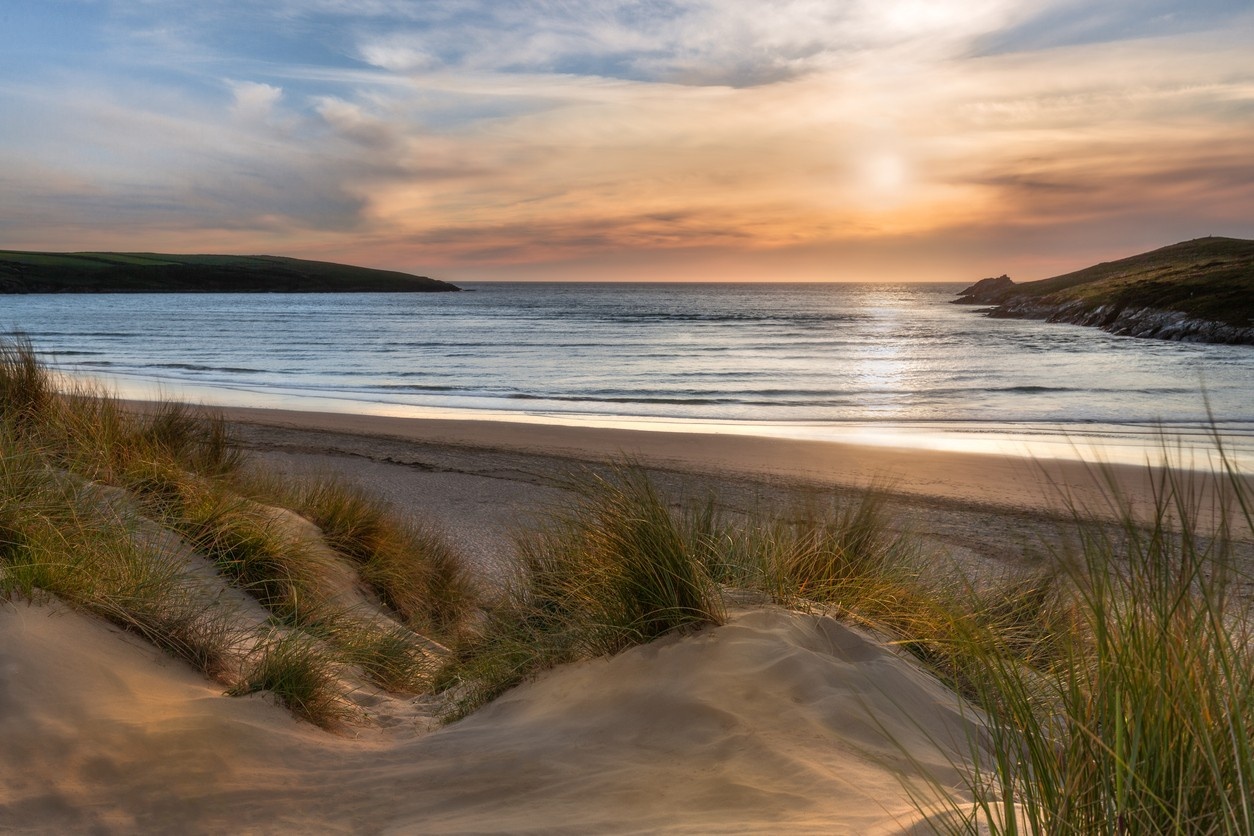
xmin=0 ymin=251 xmax=459 ymax=293
xmin=955 ymin=237 xmax=1254 ymax=343
xmin=2 ymin=338 xmax=1252 ymax=831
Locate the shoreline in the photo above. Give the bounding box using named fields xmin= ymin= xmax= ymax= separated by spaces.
xmin=86 ymin=369 xmax=1254 ymax=470
xmin=199 ymin=403 xmax=1253 ymax=531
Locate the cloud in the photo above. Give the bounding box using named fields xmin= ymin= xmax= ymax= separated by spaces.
xmin=357 ymin=39 xmax=437 ymax=73
xmin=1 ymin=0 xmax=1252 ymax=282
xmin=340 ymin=0 xmax=1031 ymax=87
xmin=228 ymin=80 xmax=283 ymax=121
xmin=973 ymin=0 xmax=1252 ymax=54
xmin=313 ymin=96 xmax=397 ymax=147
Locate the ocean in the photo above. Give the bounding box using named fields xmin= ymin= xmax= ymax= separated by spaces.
xmin=5 ymin=282 xmax=1252 ymax=466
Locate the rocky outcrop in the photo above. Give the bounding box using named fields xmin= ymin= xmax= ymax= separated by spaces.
xmin=954 ymin=238 xmax=1254 ymax=346
xmin=952 ymin=275 xmax=1016 ymax=305
xmin=984 ymin=296 xmax=1254 ymax=344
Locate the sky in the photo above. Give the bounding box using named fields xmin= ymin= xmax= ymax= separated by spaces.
xmin=2 ymin=1 xmax=1253 ymax=283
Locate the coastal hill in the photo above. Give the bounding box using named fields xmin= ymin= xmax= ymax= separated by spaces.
xmin=0 ymin=251 xmax=459 ymax=293
xmin=954 ymin=237 xmax=1254 ymax=344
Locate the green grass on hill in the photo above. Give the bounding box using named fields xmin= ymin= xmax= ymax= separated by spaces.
xmin=1013 ymin=237 xmax=1254 ymax=327
xmin=0 ymin=250 xmax=459 ymax=293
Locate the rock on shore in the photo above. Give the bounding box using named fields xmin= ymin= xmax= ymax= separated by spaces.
xmin=953 ymin=238 xmax=1254 ymax=346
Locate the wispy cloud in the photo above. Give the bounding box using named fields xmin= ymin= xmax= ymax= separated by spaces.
xmin=229 ymin=81 xmax=284 ymax=122
xmin=1 ymin=1 xmax=1252 ymax=280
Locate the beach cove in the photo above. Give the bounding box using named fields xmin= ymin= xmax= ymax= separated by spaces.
xmin=7 ymin=0 xmax=1254 ymax=828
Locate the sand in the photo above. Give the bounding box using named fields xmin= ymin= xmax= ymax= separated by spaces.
xmin=212 ymin=405 xmax=1165 ymax=515
xmin=217 ymin=405 xmax=1253 ymax=582
xmin=1 ymin=600 xmax=979 ymax=834
xmin=5 ymin=407 xmax=1250 ymax=833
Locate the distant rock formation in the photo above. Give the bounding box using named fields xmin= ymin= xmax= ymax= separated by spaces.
xmin=0 ymin=251 xmax=460 ymax=293
xmin=954 ymin=238 xmax=1254 ymax=346
xmin=952 ymin=275 xmax=1016 ymax=306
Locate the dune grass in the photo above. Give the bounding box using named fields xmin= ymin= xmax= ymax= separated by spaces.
xmin=0 ymin=339 xmax=239 ymax=488
xmin=0 ymin=338 xmax=474 ymax=727
xmin=440 ymin=465 xmax=725 ymax=717
xmin=940 ymin=460 xmax=1252 ymax=834
xmin=685 ymin=489 xmax=922 ymax=610
xmin=0 ymin=438 xmax=242 ymax=680
xmin=0 ymin=338 xmax=53 ymax=427
xmin=230 ymin=631 xmax=349 ymax=726
xmin=439 ymin=447 xmax=1253 ymax=831
xmin=245 ymin=472 xmax=475 ymax=635
xmin=317 ymin=619 xmax=433 ymax=694
xmin=439 ymin=468 xmax=929 ymax=719
xmin=438 ymin=463 xmax=1062 ymax=720
xmin=153 ymin=474 xmax=321 ymax=624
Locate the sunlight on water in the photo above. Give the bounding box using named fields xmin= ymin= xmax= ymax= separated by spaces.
xmin=85 ymin=369 xmax=1252 ymax=472
xmin=9 ymin=282 xmax=1253 ymax=469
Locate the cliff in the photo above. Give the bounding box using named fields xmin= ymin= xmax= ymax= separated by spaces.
xmin=954 ymin=238 xmax=1254 ymax=345
xmin=0 ymin=251 xmax=460 ymax=293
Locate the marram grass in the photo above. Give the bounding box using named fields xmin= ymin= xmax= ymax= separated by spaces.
xmin=243 ymin=471 xmax=475 ymax=634
xmin=230 ymin=631 xmax=349 ymax=727
xmin=0 ymin=338 xmax=473 ymax=727
xmin=440 ymin=465 xmax=725 ymax=718
xmin=0 ymin=444 xmax=243 ymax=681
xmin=905 ymin=454 xmax=1254 ymax=836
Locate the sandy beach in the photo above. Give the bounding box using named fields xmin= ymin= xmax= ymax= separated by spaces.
xmin=4 ymin=405 xmax=1252 ymax=833
xmin=217 ymin=405 xmax=1253 ymax=574
xmin=215 ymin=404 xmax=1253 ymax=514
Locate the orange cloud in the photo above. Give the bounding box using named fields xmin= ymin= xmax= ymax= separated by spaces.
xmin=1 ymin=2 xmax=1251 ymax=282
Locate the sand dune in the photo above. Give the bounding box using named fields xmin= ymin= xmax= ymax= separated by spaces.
xmin=1 ymin=600 xmax=983 ymax=833
xmin=11 ymin=406 xmax=1249 ymax=832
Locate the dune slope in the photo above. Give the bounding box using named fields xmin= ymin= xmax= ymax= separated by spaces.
xmin=0 ymin=601 xmax=982 ymax=834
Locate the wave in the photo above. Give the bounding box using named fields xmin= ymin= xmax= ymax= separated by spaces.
xmin=9 ymin=284 xmax=1250 ymax=436
xmin=20 ymin=331 xmax=142 ymax=338
xmin=150 ymin=363 xmax=265 ymax=374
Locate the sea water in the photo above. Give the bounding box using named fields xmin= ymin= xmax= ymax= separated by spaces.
xmin=4 ymin=283 xmax=1252 ymax=466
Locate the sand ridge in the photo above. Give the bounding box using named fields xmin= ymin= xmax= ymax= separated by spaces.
xmin=0 ymin=600 xmax=982 ymax=834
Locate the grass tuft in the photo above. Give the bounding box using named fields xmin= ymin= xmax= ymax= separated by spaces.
xmin=289 ymin=476 xmax=474 ymax=634
xmin=237 ymin=472 xmax=476 ymax=638
xmin=0 ymin=453 xmax=242 ymax=681
xmin=0 ymin=336 xmax=53 ymax=427
xmin=171 ymin=482 xmax=317 ymax=622
xmin=907 ymin=454 xmax=1254 ymax=835
xmin=231 ymin=632 xmax=347 ymax=728
xmin=334 ymin=621 xmax=434 ymax=693
xmin=441 ymin=464 xmax=723 ymax=718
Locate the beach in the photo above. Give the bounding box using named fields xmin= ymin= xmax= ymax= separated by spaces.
xmin=4 ymin=399 xmax=1253 ymax=833
xmin=217 ymin=404 xmax=1251 ymax=564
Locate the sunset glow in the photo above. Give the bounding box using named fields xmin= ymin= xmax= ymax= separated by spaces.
xmin=3 ymin=1 xmax=1252 ymax=282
